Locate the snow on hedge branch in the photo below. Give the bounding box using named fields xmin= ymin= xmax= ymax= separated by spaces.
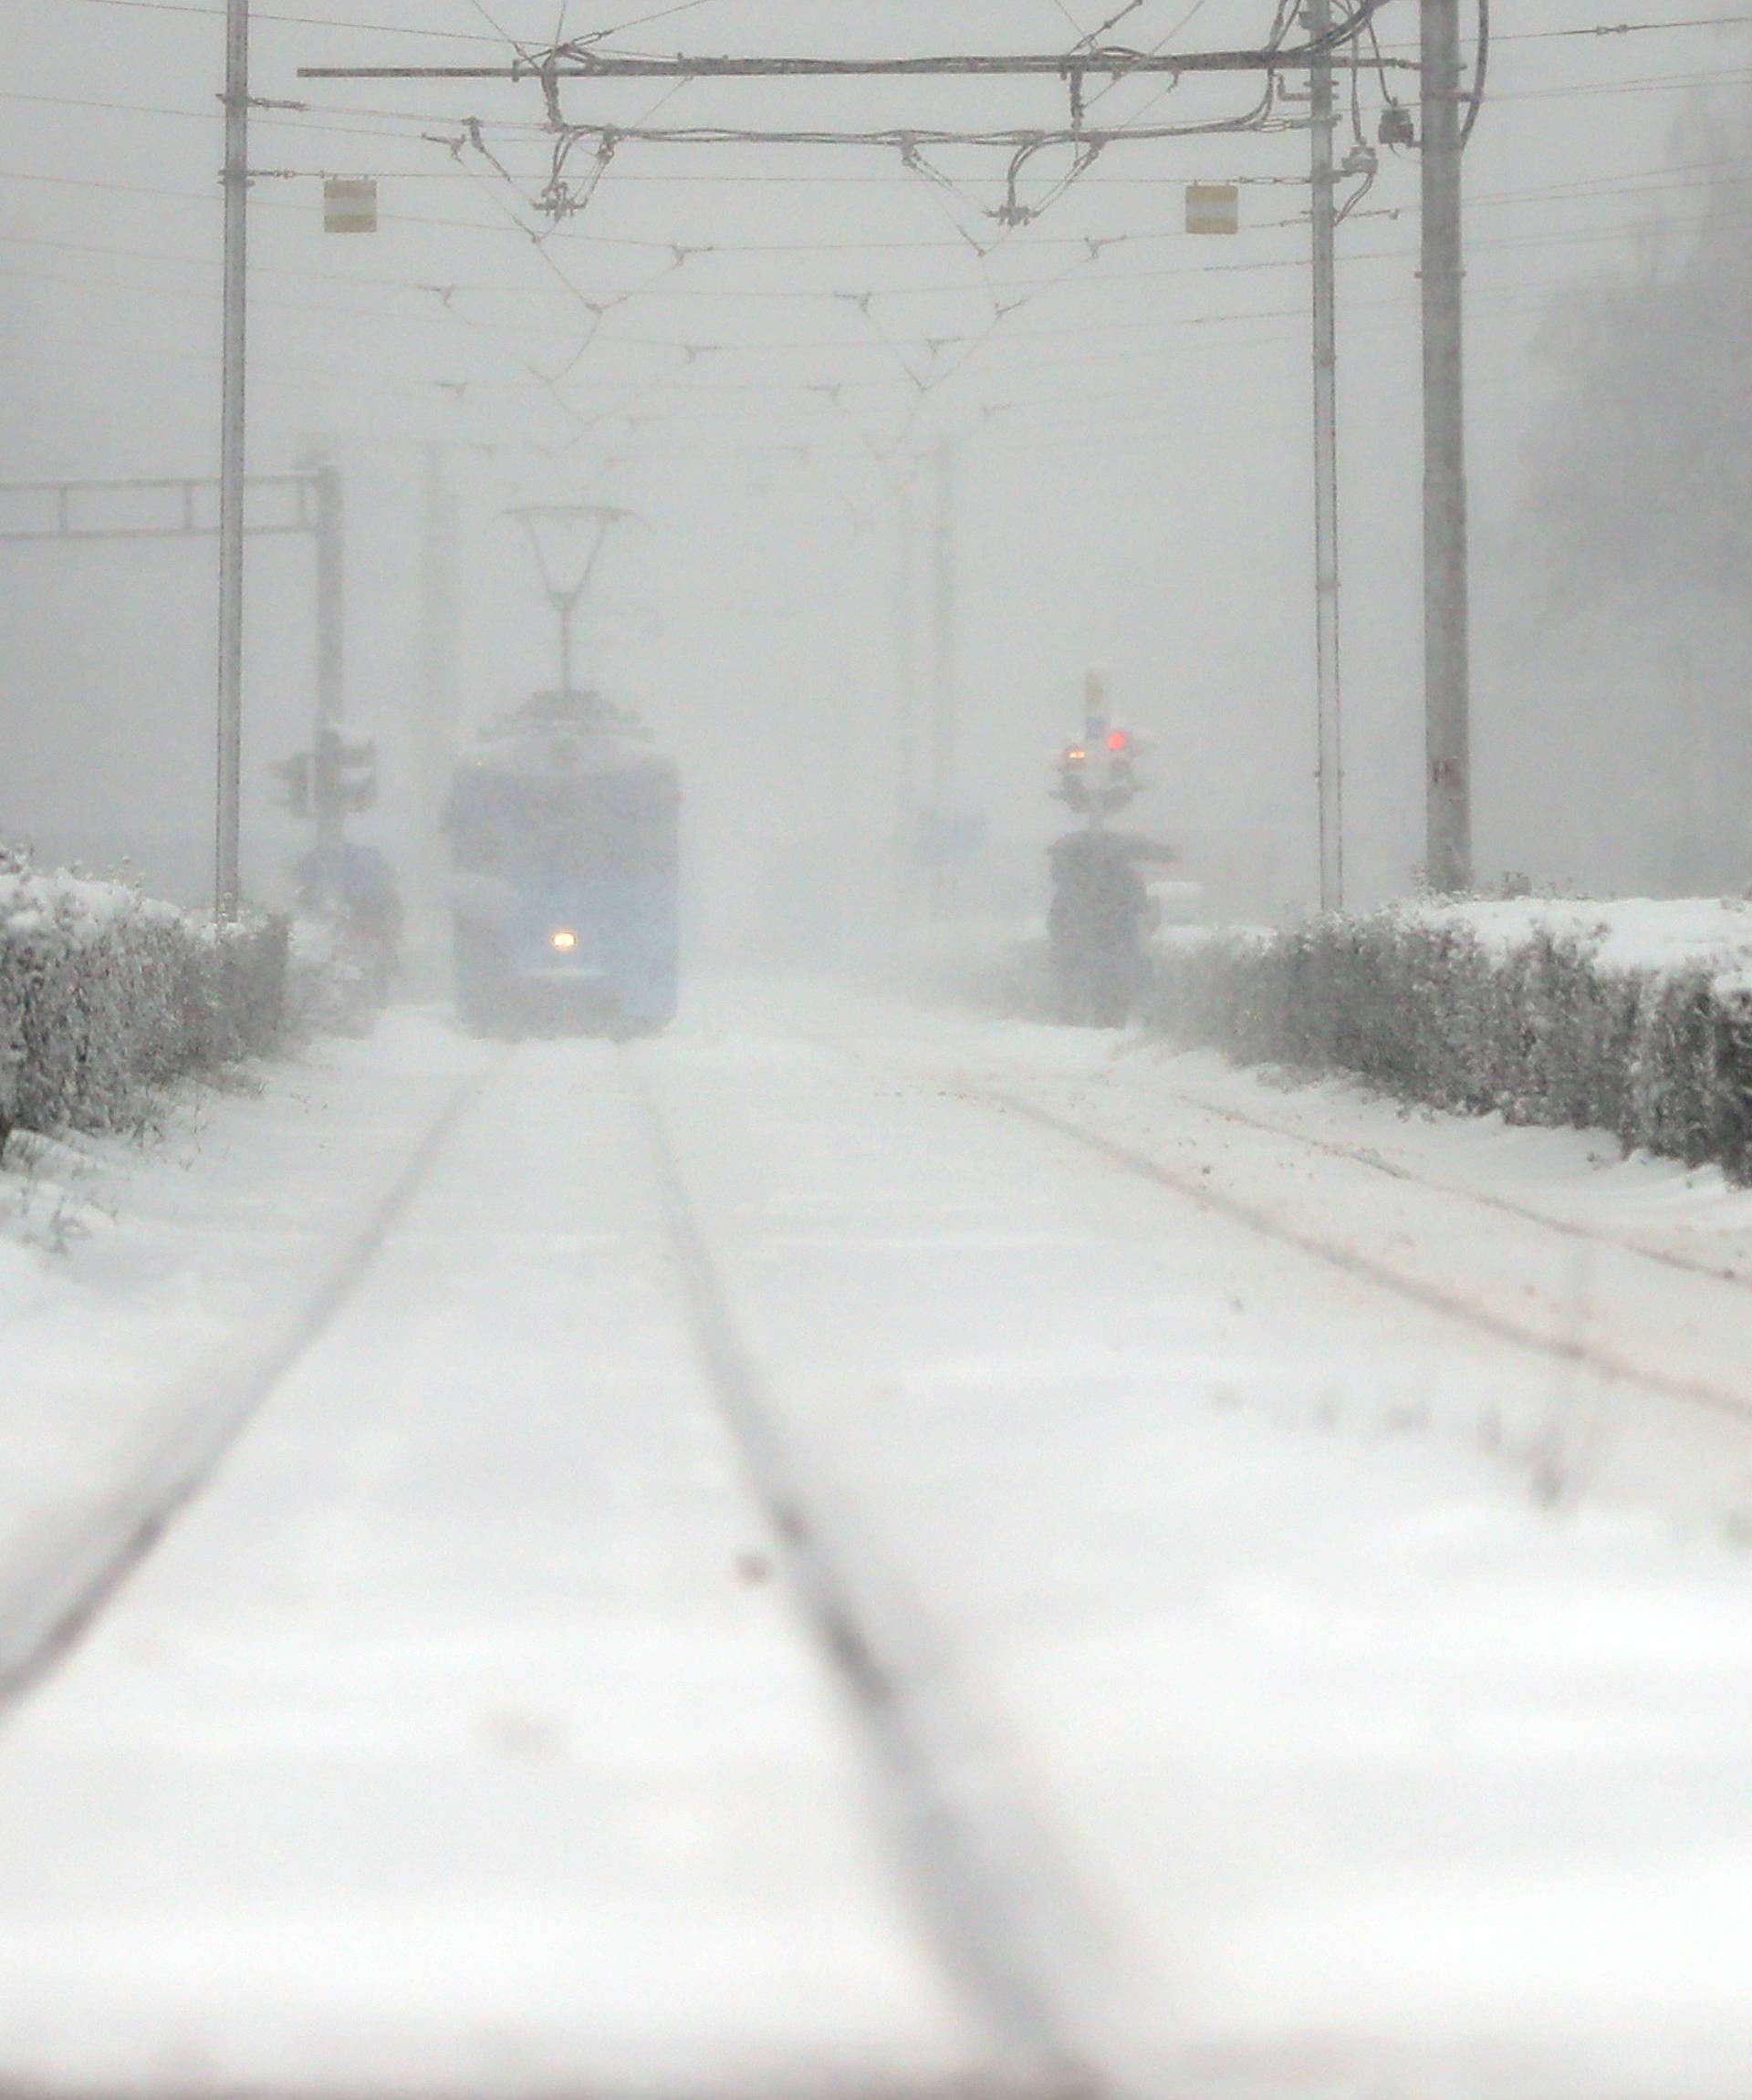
xmin=0 ymin=851 xmax=287 ymax=1156
xmin=1144 ymin=898 xmax=1752 ymax=1182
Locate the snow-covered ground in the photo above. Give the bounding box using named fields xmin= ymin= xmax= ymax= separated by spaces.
xmin=0 ymin=1013 xmax=490 ymax=1687
xmin=3 ymin=983 xmax=1752 ymax=2096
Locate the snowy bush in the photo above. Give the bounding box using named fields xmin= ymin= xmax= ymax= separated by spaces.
xmin=0 ymin=850 xmax=287 ymax=1157
xmin=1144 ymin=899 xmax=1752 ymax=1181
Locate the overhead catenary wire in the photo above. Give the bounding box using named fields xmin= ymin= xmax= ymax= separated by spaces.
xmin=8 ymin=54 xmax=1736 ymax=208
xmin=304 ymin=0 xmax=1403 ymax=81
xmin=458 ymin=0 xmax=532 ymax=57
xmin=3 ymin=223 xmax=1691 ymax=359
xmin=570 ymin=0 xmax=736 ymax=41
xmin=0 ymin=0 xmax=1707 ymax=668
xmin=72 ymin=0 xmax=1752 ymax=39
xmin=1 ymin=124 xmax=1739 ymax=249
xmin=422 ymin=57 xmax=1182 ymax=389
xmin=8 ymin=161 xmax=1736 ymax=294
xmin=292 ymin=0 xmax=1308 ymax=389
xmin=6 ymin=211 xmax=1714 ymax=367
xmin=78 ymin=0 xmax=508 ymax=40
xmin=1376 ymin=7 xmax=1752 ymax=41
xmin=0 ymin=0 xmax=1538 ymax=481
xmin=13 ymin=266 xmax=1580 ymax=421
xmin=2 ymin=250 xmax=1642 ymax=494
xmin=20 ymin=0 xmax=1714 ymax=515
xmin=440 ymin=0 xmax=1308 ymax=232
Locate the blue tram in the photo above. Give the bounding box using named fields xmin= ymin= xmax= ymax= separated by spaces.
xmin=445 ymin=691 xmax=680 ymax=1036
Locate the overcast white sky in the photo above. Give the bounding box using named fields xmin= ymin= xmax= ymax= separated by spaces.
xmin=1 ymin=0 xmax=1744 ymax=927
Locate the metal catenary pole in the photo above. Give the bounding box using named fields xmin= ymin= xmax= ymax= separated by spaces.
xmin=419 ymin=443 xmax=460 ymax=937
xmin=932 ymin=436 xmax=957 ymax=815
xmin=1421 ymin=0 xmax=1473 ymax=892
xmin=929 ymin=437 xmax=958 ymax=920
xmin=311 ymin=461 xmax=346 ymax=849
xmin=1308 ymin=0 xmax=1345 ymax=912
xmin=891 ymin=477 xmax=919 ymax=843
xmin=215 ymin=0 xmax=250 ymax=918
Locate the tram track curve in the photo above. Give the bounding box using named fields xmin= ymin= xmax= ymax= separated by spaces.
xmin=0 ymin=1052 xmax=503 ymax=1717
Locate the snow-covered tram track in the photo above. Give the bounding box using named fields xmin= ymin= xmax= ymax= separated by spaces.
xmin=0 ymin=1056 xmax=502 ymax=1720
xmin=814 ymin=1037 xmax=1752 ymax=1431
xmin=611 ymin=1010 xmax=1752 ymax=2096
xmin=1103 ymin=1069 xmax=1752 ymax=1296
xmin=624 ymin=1048 xmax=1116 ymax=2100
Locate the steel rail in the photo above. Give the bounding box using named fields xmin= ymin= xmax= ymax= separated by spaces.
xmin=625 ymin=1052 xmax=1120 ymax=2100
xmin=796 ymin=1028 xmax=1752 ymax=1425
xmin=0 ymin=1057 xmax=501 ymax=1717
xmin=1094 ymin=1070 xmax=1752 ymax=1300
xmin=900 ymin=1065 xmax=1752 ymax=1426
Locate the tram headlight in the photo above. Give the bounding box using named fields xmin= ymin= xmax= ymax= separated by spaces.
xmin=550 ymin=929 xmax=579 ymax=952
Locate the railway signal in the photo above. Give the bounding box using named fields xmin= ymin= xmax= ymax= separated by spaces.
xmin=273 ymin=751 xmax=312 ymax=818
xmin=274 ymin=729 xmax=378 ymax=832
xmin=1056 ymin=670 xmax=1148 ymax=821
xmin=322 ymin=730 xmax=380 ymax=817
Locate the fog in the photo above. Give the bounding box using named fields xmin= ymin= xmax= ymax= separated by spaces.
xmin=8 ymin=10 xmax=1752 ymax=2091
xmin=5 ymin=0 xmax=1743 ymax=950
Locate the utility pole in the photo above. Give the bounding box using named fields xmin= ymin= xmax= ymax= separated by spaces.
xmin=215 ymin=0 xmax=250 ymax=918
xmin=891 ymin=475 xmax=919 ymax=887
xmin=930 ymin=437 xmax=958 ymax=920
xmin=1308 ymin=0 xmax=1344 ymax=911
xmin=311 ymin=462 xmax=345 ymax=850
xmin=419 ymin=443 xmax=460 ymax=943
xmin=1421 ymin=0 xmax=1472 ymax=891
xmin=931 ymin=435 xmax=957 ymax=820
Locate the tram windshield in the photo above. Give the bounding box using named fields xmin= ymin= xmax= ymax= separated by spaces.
xmin=448 ymin=764 xmax=678 ymax=879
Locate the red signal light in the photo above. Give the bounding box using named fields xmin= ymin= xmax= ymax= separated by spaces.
xmin=1107 ymin=730 xmax=1130 ymax=754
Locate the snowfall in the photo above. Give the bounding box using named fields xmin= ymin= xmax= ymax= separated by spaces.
xmin=3 ymin=982 xmax=1752 ymax=2098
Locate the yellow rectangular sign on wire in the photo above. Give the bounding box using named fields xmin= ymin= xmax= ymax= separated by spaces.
xmin=1185 ymin=183 xmax=1240 ymax=235
xmin=323 ymin=178 xmax=379 ymax=234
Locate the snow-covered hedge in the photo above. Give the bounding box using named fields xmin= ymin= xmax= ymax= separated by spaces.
xmin=0 ymin=854 xmax=287 ymax=1156
xmin=1145 ymin=899 xmax=1752 ymax=1180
